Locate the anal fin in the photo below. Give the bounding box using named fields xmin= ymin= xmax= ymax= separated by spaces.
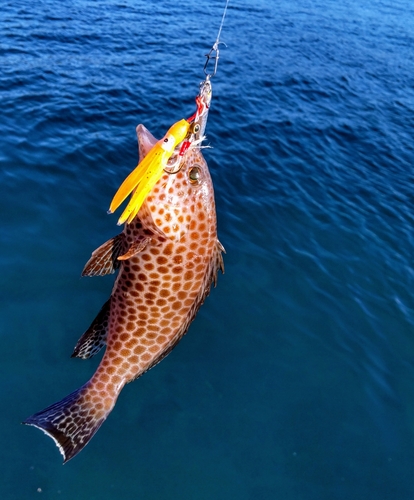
xmin=82 ymin=234 xmax=126 ymax=277
xmin=71 ymin=299 xmax=110 ymax=359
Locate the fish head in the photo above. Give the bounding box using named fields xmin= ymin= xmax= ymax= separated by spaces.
xmin=136 ymin=124 xmax=215 ymax=241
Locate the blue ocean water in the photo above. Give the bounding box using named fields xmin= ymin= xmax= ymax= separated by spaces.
xmin=2 ymin=0 xmax=414 ymax=498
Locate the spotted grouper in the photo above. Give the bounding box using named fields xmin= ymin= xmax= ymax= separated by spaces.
xmin=24 ymin=122 xmax=224 ymax=463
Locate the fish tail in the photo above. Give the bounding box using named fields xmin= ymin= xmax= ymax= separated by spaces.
xmin=23 ymin=381 xmax=114 ymax=463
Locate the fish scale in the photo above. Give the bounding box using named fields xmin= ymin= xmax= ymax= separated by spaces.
xmin=24 ymin=128 xmax=224 ymax=462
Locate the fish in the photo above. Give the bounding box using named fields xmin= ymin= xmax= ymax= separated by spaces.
xmin=23 ymin=105 xmax=224 ymax=463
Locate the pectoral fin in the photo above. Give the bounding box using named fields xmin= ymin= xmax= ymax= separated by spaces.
xmin=82 ymin=234 xmax=126 ymax=276
xmin=71 ymin=299 xmax=110 ymax=359
xmin=117 ymin=237 xmax=151 ymax=260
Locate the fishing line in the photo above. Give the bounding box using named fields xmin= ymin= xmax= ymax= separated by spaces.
xmin=215 ymin=0 xmax=230 ymax=50
xmin=203 ymin=0 xmax=230 ymax=78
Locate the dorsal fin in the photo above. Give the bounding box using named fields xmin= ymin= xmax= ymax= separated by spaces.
xmin=82 ymin=234 xmax=126 ymax=276
xmin=213 ymin=239 xmax=225 ymax=286
xmin=71 ymin=299 xmax=110 ymax=359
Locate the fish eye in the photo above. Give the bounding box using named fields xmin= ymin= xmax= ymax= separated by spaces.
xmin=163 ymin=138 xmax=169 ymax=143
xmin=191 ymin=123 xmax=201 ymax=134
xmin=189 ymin=165 xmax=201 ymax=183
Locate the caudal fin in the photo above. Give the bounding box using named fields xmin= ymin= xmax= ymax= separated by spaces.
xmin=23 ymin=384 xmax=108 ymax=463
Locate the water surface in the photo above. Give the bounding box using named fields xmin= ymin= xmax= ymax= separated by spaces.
xmin=1 ymin=0 xmax=414 ymax=498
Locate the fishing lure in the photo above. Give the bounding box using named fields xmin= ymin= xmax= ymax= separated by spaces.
xmin=109 ymin=0 xmax=228 ymax=225
xmin=108 ymin=118 xmax=190 ymax=225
